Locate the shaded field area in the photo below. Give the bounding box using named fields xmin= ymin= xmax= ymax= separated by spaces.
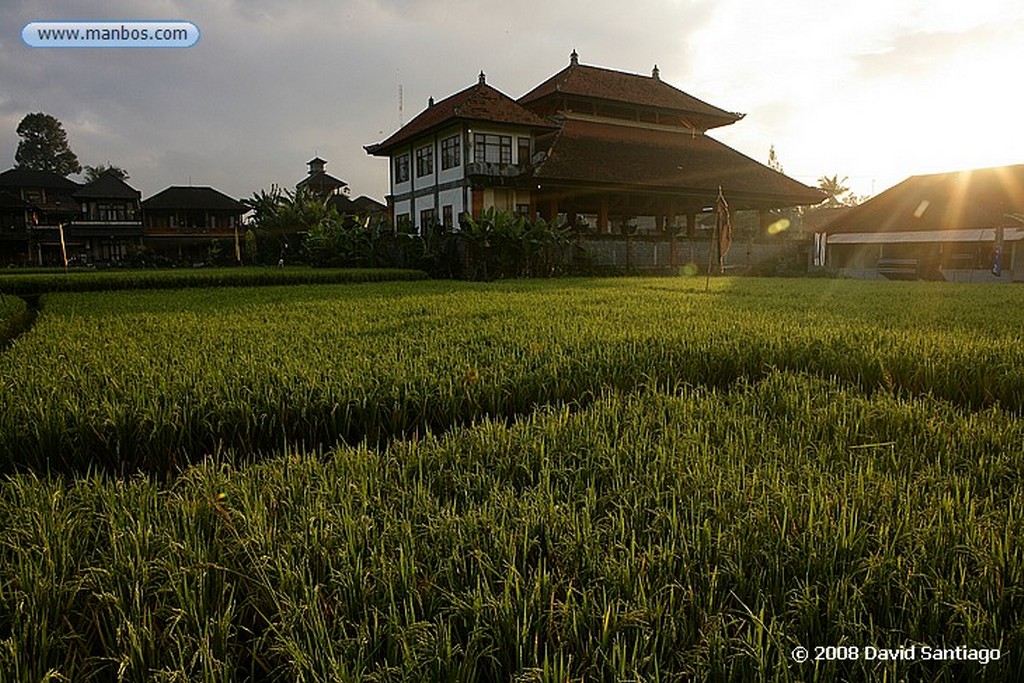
xmin=1 ymin=277 xmax=1022 ymax=680
xmin=0 ymin=294 xmax=29 ymax=346
xmin=0 ymin=266 xmax=428 ymax=296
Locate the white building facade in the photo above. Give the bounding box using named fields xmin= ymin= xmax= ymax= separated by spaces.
xmin=368 ymin=73 xmax=556 ymax=234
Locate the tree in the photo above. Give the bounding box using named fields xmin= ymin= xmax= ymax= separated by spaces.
xmin=14 ymin=113 xmax=81 ymax=176
xmin=83 ymin=164 xmax=129 ymax=182
xmin=817 ymin=174 xmax=851 ymax=207
xmin=767 ymin=144 xmax=784 ymax=173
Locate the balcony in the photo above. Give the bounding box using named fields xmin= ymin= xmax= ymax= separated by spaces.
xmin=465 ymin=162 xmax=527 ymax=181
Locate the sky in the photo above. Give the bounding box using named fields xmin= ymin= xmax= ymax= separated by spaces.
xmin=2 ymin=0 xmax=1023 ymax=203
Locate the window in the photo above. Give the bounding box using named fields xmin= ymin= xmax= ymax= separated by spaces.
xmin=420 ymin=208 xmax=437 ymax=230
xmin=443 ymin=205 xmax=453 ymax=227
xmin=396 ymin=213 xmax=411 ymax=232
xmin=415 ymin=146 xmax=434 ymax=177
xmin=394 ymin=154 xmax=409 ymax=183
xmin=517 ymin=137 xmax=531 ymax=164
xmin=473 ymin=133 xmax=512 ymax=164
xmin=98 ymin=202 xmax=129 ymax=222
xmin=515 ymin=203 xmax=531 ymax=217
xmin=441 ymin=135 xmax=461 ymax=170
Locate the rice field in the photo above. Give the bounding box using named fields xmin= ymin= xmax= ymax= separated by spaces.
xmin=1 ymin=276 xmax=1022 ymax=681
xmin=0 ymin=294 xmax=29 ymax=346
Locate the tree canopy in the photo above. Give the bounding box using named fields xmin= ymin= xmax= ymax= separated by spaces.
xmin=14 ymin=112 xmax=82 ymax=177
xmin=817 ymin=174 xmax=852 ymax=207
xmin=83 ymin=164 xmax=129 ymax=182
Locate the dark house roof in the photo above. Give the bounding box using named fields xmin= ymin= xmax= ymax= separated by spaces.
xmin=142 ymin=186 xmax=245 ymax=212
xmin=533 ymin=119 xmax=823 ymax=208
xmin=74 ymin=171 xmax=141 ymax=200
xmin=297 ymin=171 xmax=348 ymax=193
xmin=367 ymin=74 xmax=557 ymax=156
xmin=824 ymin=165 xmax=1024 ymax=233
xmin=0 ymin=167 xmax=81 ymax=192
xmin=519 ymin=55 xmax=742 ymax=131
xmin=328 ymin=194 xmax=387 ymax=215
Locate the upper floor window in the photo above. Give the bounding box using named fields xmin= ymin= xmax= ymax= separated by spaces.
xmin=474 ymin=133 xmax=512 ymax=164
xmin=394 ymin=154 xmax=410 ymax=183
xmin=441 ymin=135 xmax=461 ymax=170
xmin=517 ymin=137 xmax=532 ymax=164
xmin=98 ymin=202 xmax=130 ymax=222
xmin=415 ymin=146 xmax=434 ymax=177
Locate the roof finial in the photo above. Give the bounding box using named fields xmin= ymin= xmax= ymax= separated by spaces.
xmin=570 ymin=49 xmax=578 ymax=66
xmin=428 ymin=96 xmax=434 ymax=107
xmin=478 ymin=70 xmax=486 ymax=85
xmin=652 ymin=64 xmax=660 ymax=80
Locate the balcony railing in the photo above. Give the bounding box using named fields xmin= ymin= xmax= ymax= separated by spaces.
xmin=465 ymin=162 xmax=526 ymax=179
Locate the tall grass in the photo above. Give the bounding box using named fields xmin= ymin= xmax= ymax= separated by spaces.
xmin=1 ymin=278 xmax=1021 ymax=474
xmin=0 ymin=294 xmax=30 ymax=346
xmin=1 ymin=375 xmax=1019 ymax=680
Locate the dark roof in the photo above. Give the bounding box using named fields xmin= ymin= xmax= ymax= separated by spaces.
xmin=824 ymin=165 xmax=1024 ymax=233
xmin=142 ymin=186 xmax=246 ymax=212
xmin=518 ymin=58 xmax=742 ymax=130
xmin=0 ymin=167 xmax=80 ymax=191
xmin=533 ymin=119 xmax=824 ymax=207
xmin=367 ymin=76 xmax=557 ymax=156
xmin=74 ymin=171 xmax=141 ymax=200
xmin=326 ymin=193 xmax=387 ymax=215
xmin=297 ymin=171 xmax=348 ymax=192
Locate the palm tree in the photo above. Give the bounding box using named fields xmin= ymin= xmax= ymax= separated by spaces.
xmin=817 ymin=174 xmax=850 ymax=207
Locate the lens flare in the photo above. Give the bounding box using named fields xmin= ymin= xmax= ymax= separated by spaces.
xmin=767 ymin=218 xmax=791 ymax=235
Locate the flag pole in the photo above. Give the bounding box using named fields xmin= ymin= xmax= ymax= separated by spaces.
xmin=58 ymin=223 xmax=68 ymax=273
xmin=705 ymin=187 xmax=720 ymax=292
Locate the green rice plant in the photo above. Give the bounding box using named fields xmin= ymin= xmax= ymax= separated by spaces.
xmin=1 ymin=278 xmax=1022 ymax=475
xmin=1 ymin=374 xmax=1021 ymax=680
xmin=0 ymin=294 xmax=30 ymax=346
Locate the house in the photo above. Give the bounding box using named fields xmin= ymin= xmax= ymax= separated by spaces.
xmin=366 ymin=71 xmax=558 ymax=232
xmin=0 ymin=167 xmax=81 ymax=265
xmin=820 ymin=165 xmax=1024 ymax=281
xmin=141 ymin=186 xmax=246 ymax=262
xmin=71 ymin=170 xmax=144 ymax=263
xmin=366 ymin=52 xmax=822 ymax=236
xmin=0 ymin=167 xmax=144 ymax=265
xmin=294 ymin=158 xmax=388 ymax=227
xmin=0 ymin=189 xmax=29 ymax=265
xmin=296 ymin=157 xmax=348 ymax=197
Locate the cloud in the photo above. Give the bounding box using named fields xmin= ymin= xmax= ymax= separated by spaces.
xmin=2 ymin=0 xmax=1023 ymax=204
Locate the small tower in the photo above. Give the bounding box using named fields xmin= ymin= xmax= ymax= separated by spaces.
xmin=307 ymin=157 xmax=327 ymax=176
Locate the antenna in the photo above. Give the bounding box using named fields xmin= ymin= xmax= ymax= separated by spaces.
xmin=398 ymin=84 xmax=404 ymax=126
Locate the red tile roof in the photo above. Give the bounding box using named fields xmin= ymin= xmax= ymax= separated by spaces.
xmin=519 ymin=60 xmax=741 ymax=130
xmin=824 ymin=165 xmax=1024 ymax=233
xmin=367 ymin=77 xmax=557 ymax=156
xmin=533 ymin=119 xmax=823 ymax=207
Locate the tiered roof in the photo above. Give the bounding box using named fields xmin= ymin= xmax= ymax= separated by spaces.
xmin=534 ymin=118 xmax=823 ymax=207
xmin=519 ymin=53 xmax=742 ymax=130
